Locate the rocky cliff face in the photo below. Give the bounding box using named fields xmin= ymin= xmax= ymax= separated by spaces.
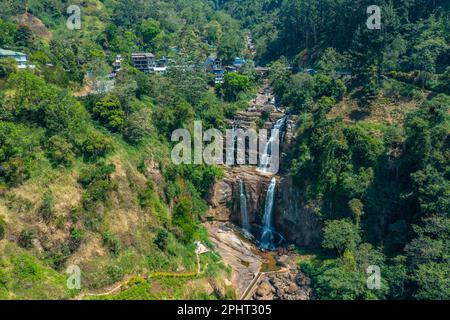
xmin=208 ymin=169 xmax=322 ymax=249
xmin=208 ymin=85 xmax=322 ymax=250
xmin=207 ymin=167 xmax=272 ymax=227
xmin=275 ymin=176 xmax=323 ymax=249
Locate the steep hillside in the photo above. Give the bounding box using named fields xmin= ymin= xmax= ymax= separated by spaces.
xmin=0 ymin=0 xmax=250 ymax=300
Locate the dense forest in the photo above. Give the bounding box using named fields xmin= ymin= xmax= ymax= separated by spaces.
xmin=0 ymin=0 xmax=448 ymax=300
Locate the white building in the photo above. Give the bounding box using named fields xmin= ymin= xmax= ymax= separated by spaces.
xmin=0 ymin=49 xmax=35 ymax=69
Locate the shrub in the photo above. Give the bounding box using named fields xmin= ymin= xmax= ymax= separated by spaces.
xmin=172 ymin=197 xmax=195 ymax=244
xmin=39 ymin=192 xmax=54 ymax=222
xmin=83 ymin=179 xmax=115 ymax=203
xmin=82 ymin=131 xmax=114 ymax=160
xmin=106 ymin=265 xmax=124 ymax=283
xmin=47 ymin=135 xmax=75 ymax=167
xmin=79 ymin=163 xmax=116 ymax=213
xmin=18 ymin=229 xmax=35 ymax=249
xmin=79 ymin=163 xmax=116 ymax=188
xmin=0 ymin=58 xmax=17 ymax=78
xmin=123 ymin=109 xmax=151 ymax=144
xmin=154 ymin=229 xmax=169 ymax=251
xmin=102 ymin=231 xmax=121 ymax=255
xmin=69 ymin=227 xmax=84 ymax=252
xmin=1 ymin=156 xmax=29 ymax=186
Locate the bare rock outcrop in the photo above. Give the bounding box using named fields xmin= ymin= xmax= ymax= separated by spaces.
xmin=207 ymin=166 xmax=273 ymax=227
xmin=275 ymin=176 xmax=323 ymax=249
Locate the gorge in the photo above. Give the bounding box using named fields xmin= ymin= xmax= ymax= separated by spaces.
xmin=206 ymin=82 xmax=317 ymax=300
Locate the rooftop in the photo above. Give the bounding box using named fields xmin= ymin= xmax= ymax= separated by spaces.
xmin=132 ymin=53 xmax=155 ymax=58
xmin=0 ymin=49 xmax=27 ymax=56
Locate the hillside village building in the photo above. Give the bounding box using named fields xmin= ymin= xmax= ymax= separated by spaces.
xmin=0 ymin=49 xmax=35 ymax=69
xmin=131 ymin=53 xmax=168 ymax=74
xmin=131 ymin=52 xmax=156 ymax=73
xmin=204 ymin=57 xmax=224 ymax=84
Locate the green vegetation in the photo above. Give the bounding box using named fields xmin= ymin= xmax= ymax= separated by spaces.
xmin=0 ymin=0 xmax=448 ymax=301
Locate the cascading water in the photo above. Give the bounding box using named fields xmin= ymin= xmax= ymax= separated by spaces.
xmin=260 ymin=178 xmax=277 ymax=250
xmin=239 ymin=179 xmax=250 ymax=232
xmin=258 ymin=116 xmax=287 ymax=173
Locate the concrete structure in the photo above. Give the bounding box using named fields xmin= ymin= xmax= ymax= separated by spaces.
xmin=112 ymin=55 xmax=124 ymax=73
xmin=131 ymin=53 xmax=155 ymax=73
xmin=213 ymin=69 xmax=225 ymax=84
xmin=233 ymin=57 xmax=247 ymax=69
xmin=204 ymin=57 xmax=222 ymax=72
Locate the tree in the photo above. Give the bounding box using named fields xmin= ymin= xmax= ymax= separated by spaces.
xmin=322 ymin=219 xmax=361 ymax=256
xmin=405 ymin=216 xmax=450 ymax=300
xmin=219 ymin=72 xmax=250 ymax=102
xmin=0 ymin=122 xmax=38 ymax=186
xmin=218 ymin=33 xmax=244 ymax=63
xmin=0 ymin=58 xmax=17 ymax=78
xmin=173 ymin=197 xmax=195 ymax=243
xmin=93 ymin=95 xmax=125 ymax=132
xmin=349 ymin=199 xmax=364 ymax=225
xmin=139 ymin=19 xmax=161 ymax=48
xmin=204 ymin=20 xmax=223 ymax=45
xmin=82 ymin=131 xmax=114 ymax=160
xmin=47 ymin=135 xmax=75 ymax=167
xmin=317 ymin=48 xmax=350 ymax=76
xmin=123 ymin=109 xmax=151 ymax=144
xmin=14 ymin=24 xmax=33 ymax=47
xmin=0 ymin=19 xmax=16 ymax=47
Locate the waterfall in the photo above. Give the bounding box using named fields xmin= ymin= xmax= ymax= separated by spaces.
xmin=260 ymin=178 xmax=277 ymax=250
xmin=258 ymin=116 xmax=287 ymax=173
xmin=239 ymin=179 xmax=250 ymax=232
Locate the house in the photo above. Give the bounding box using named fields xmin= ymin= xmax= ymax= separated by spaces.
xmin=204 ymin=57 xmax=224 ymax=84
xmin=111 ymin=55 xmax=124 ymax=78
xmin=204 ymin=57 xmax=222 ymax=72
xmin=112 ymin=55 xmax=124 ymax=72
xmin=233 ymin=57 xmax=246 ymax=69
xmin=212 ymin=69 xmax=225 ymax=84
xmin=156 ymin=56 xmax=168 ymax=68
xmin=0 ymin=49 xmax=35 ymax=69
xmin=226 ymin=65 xmax=237 ymax=73
xmin=131 ymin=53 xmax=155 ymax=73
